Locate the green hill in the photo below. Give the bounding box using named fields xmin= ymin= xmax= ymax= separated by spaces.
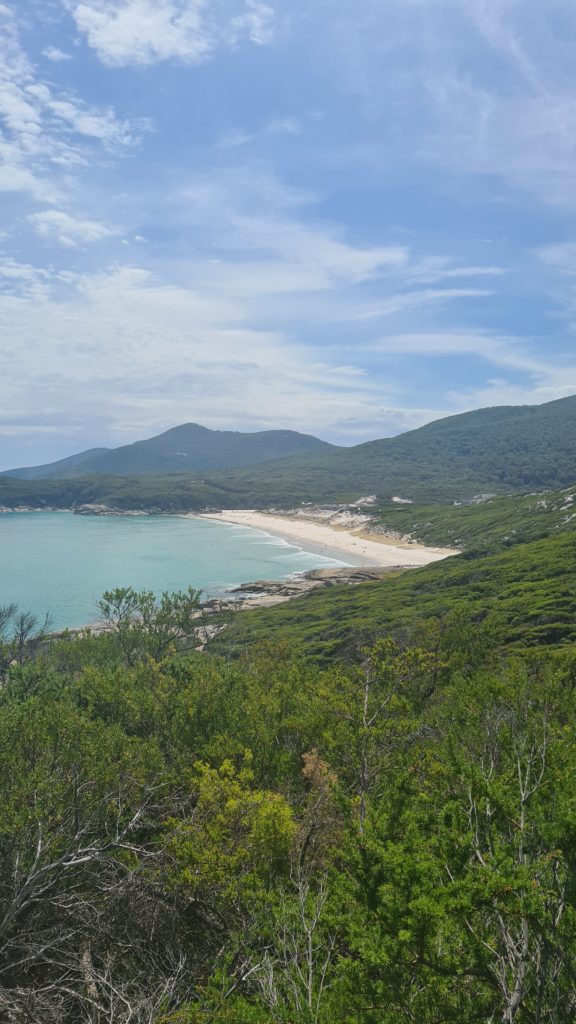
xmin=216 ymin=394 xmax=576 ymax=504
xmin=1 ymin=423 xmax=334 ymax=479
xmin=3 ymin=395 xmax=576 ymax=510
xmin=0 ymin=447 xmax=111 ymax=480
xmin=373 ymin=485 xmax=576 ymax=551
xmin=0 ymin=469 xmax=283 ymax=512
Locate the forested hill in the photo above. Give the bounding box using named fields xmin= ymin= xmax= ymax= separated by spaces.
xmin=219 ymin=393 xmax=576 ymax=504
xmin=2 ymin=394 xmax=576 ymax=507
xmin=1 ymin=423 xmax=335 ymax=479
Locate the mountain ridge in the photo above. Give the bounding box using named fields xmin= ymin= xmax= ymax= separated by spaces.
xmin=1 ymin=423 xmax=335 ymax=479
xmin=3 ymin=394 xmax=576 ymax=506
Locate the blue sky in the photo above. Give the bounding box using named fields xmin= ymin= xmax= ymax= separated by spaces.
xmin=2 ymin=0 xmax=576 ymax=468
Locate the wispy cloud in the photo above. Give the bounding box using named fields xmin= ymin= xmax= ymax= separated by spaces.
xmin=172 ymin=168 xmax=410 ymax=291
xmin=28 ymin=209 xmax=115 ymax=246
xmin=367 ymin=331 xmax=549 ymax=376
xmin=325 ymin=0 xmax=576 ymax=203
xmin=218 ymin=115 xmax=302 ymax=149
xmin=0 ymin=170 xmax=539 ymax=461
xmin=42 ymin=46 xmax=73 ymax=62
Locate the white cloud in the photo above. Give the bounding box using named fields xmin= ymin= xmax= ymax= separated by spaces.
xmin=218 ymin=115 xmax=302 ymax=150
xmin=0 ymin=220 xmax=572 ymax=458
xmin=531 ymin=242 xmax=576 ymax=334
xmin=229 ymin=0 xmax=274 ymax=45
xmin=0 ymin=260 xmax=389 ymax=449
xmin=537 ymin=243 xmax=576 ymax=276
xmin=28 ymin=209 xmax=115 ymax=246
xmin=172 ymin=169 xmax=409 ymax=291
xmin=0 ymin=4 xmax=141 ymax=200
xmin=0 ymin=256 xmax=50 ymax=294
xmin=42 ymin=46 xmax=73 ymax=62
xmin=64 ymin=0 xmax=275 ymax=67
xmin=447 ymin=380 xmax=576 ymax=415
xmin=0 ymin=223 xmax=552 ymax=456
xmin=0 ymin=424 xmax=79 ymax=437
xmin=326 ymin=289 xmax=495 ymax=324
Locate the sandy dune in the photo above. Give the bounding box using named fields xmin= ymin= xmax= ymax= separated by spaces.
xmin=198 ymin=510 xmax=458 ymax=568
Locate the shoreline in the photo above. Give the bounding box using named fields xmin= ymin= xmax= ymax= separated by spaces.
xmin=0 ymin=505 xmax=457 ymax=570
xmin=2 ymin=508 xmax=458 ymax=635
xmin=196 ymin=510 xmax=458 ymax=568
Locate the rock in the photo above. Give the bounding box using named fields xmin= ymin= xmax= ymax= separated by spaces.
xmin=74 ymin=504 xmax=117 ymax=516
xmin=226 ymin=565 xmax=408 ymax=607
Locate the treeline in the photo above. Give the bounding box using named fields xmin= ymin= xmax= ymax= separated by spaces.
xmin=0 ymin=474 xmax=229 ymax=513
xmin=1 ymin=596 xmax=576 ymax=1022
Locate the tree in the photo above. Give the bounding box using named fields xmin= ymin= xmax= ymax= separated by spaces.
xmin=97 ymin=586 xmax=202 ymax=664
xmin=0 ymin=603 xmax=52 ymax=682
xmin=0 ymin=696 xmax=193 ymax=1023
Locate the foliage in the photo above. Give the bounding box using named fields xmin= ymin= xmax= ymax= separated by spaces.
xmin=97 ymin=585 xmax=202 ymax=663
xmin=0 ymin=601 xmax=52 ymax=679
xmin=1 ymin=598 xmax=575 ymax=1021
xmin=374 ymin=485 xmax=576 ymax=551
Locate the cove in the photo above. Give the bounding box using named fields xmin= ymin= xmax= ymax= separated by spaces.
xmin=0 ymin=512 xmax=351 ymax=631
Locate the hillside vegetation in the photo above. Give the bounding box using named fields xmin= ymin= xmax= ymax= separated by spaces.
xmin=0 ymin=473 xmax=231 ymax=512
xmin=215 ymin=478 xmax=576 ymax=662
xmin=1 ymin=594 xmax=576 ymax=1022
xmin=374 ymin=485 xmax=576 ymax=551
xmin=218 ymin=529 xmax=576 ymax=661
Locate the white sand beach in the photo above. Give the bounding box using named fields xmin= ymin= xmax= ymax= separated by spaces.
xmin=198 ymin=510 xmax=458 ymax=568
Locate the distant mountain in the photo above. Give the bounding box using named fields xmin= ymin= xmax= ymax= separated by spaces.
xmin=1 ymin=424 xmax=335 ymax=479
xmin=3 ymin=448 xmax=111 ymax=481
xmin=3 ymin=396 xmax=576 ymax=509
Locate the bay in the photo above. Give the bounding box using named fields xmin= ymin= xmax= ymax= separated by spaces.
xmin=0 ymin=512 xmax=352 ymax=631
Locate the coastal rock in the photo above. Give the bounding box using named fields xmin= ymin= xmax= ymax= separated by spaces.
xmin=75 ymin=504 xmax=117 ymax=516
xmin=226 ymin=565 xmax=408 ymax=608
xmin=74 ymin=504 xmax=150 ymax=516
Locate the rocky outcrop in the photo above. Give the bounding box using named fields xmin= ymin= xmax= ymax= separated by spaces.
xmin=74 ymin=505 xmax=149 ymax=516
xmin=202 ymin=565 xmax=409 ymax=612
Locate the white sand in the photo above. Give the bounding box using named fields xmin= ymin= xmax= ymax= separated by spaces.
xmin=198 ymin=510 xmax=458 ymax=568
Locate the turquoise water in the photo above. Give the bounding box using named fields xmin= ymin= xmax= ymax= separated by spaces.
xmin=0 ymin=512 xmax=353 ymax=631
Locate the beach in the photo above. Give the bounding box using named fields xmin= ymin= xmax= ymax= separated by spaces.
xmin=198 ymin=510 xmax=458 ymax=567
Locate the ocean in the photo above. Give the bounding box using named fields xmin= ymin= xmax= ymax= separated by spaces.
xmin=0 ymin=511 xmax=352 ymax=631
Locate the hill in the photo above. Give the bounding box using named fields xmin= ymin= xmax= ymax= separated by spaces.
xmin=3 ymin=395 xmax=576 ymax=510
xmin=373 ymin=485 xmax=576 ymax=551
xmin=1 ymin=423 xmax=335 ymax=479
xmin=217 ymin=394 xmax=576 ymax=504
xmin=0 ymin=447 xmax=111 ymax=480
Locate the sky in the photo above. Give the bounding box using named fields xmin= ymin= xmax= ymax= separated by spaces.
xmin=2 ymin=0 xmax=576 ymax=468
